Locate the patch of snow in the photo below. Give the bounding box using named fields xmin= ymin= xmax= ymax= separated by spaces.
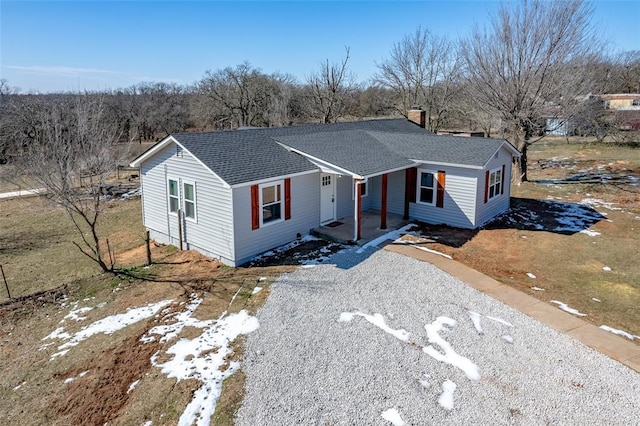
xmin=580 ymin=198 xmax=621 ymax=211
xmin=142 ymin=298 xmax=203 ymax=344
xmin=550 ymin=300 xmax=587 ymax=317
xmin=381 ymin=408 xmax=405 ymax=426
xmin=47 ymin=300 xmax=172 ymax=358
xmin=258 ymin=276 xmax=266 ymax=282
xmin=64 ymin=306 xmax=94 ymax=322
xmin=150 ymin=309 xmax=259 ymax=426
xmin=43 ymin=327 xmax=71 ymax=341
xmin=251 ymin=286 xmax=263 ymax=295
xmin=64 ymin=377 xmax=74 ymax=384
xmin=592 ymin=298 xmax=601 ymax=302
xmin=602 ymin=266 xmax=611 ymax=272
xmin=486 ymin=316 xmax=514 ymax=327
xmin=423 ymin=317 xmax=480 ymax=380
xmin=580 ymin=229 xmax=601 ymax=237
xmin=438 ymin=380 xmax=457 ymax=410
xmin=356 ymin=224 xmax=416 ymax=253
xmin=501 ymin=335 xmax=514 ymax=344
xmin=599 ymin=325 xmax=640 ymax=341
xmin=419 ymin=374 xmax=431 ymax=388
xmin=468 ymin=311 xmax=483 ymax=334
xmin=12 ymin=381 xmax=26 ymax=391
xmin=531 ymin=287 xmax=545 ymax=291
xmin=411 ymin=245 xmax=453 ymax=259
xmin=127 ymin=380 xmax=140 ymax=393
xmin=340 ymin=311 xmax=411 ymax=342
xmin=526 ymin=273 xmax=536 ymax=279
xmin=142 ymin=421 xmax=153 ymax=426
xmin=338 ymin=312 xmax=356 ymax=322
xmin=79 ymin=370 xmax=89 ymax=377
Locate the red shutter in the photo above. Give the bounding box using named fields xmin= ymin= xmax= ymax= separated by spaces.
xmin=484 ymin=170 xmax=490 ymax=203
xmin=251 ymin=184 xmax=260 ymax=230
xmin=436 ymin=170 xmax=446 ymax=208
xmin=406 ymin=167 xmax=417 ymax=203
xmin=404 ymin=167 xmax=417 ymax=220
xmin=501 ymin=164 xmax=506 ymax=195
xmin=284 ymin=178 xmax=291 ymax=220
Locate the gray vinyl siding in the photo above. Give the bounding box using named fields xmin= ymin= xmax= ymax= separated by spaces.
xmin=410 ymin=164 xmax=478 ymax=229
xmin=367 ymin=172 xmax=406 ymax=216
xmin=336 ymin=175 xmax=354 ymax=219
xmin=475 ymin=146 xmax=512 ymax=226
xmin=232 ymin=172 xmax=320 ymax=265
xmin=139 ymin=142 xmax=235 ymax=264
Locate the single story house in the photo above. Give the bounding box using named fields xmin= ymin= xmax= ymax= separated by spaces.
xmin=130 ymin=110 xmax=520 ymax=266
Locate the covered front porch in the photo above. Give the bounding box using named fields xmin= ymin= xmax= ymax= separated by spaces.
xmin=312 ymin=210 xmax=409 ymax=245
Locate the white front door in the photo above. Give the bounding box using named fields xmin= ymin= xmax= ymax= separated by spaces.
xmin=320 ymin=173 xmax=335 ymax=224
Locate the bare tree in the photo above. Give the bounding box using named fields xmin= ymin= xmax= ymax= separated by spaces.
xmin=462 ymin=0 xmax=602 ymax=182
xmin=13 ymin=94 xmax=125 ymax=272
xmin=609 ymin=50 xmax=640 ymax=94
xmin=375 ymin=27 xmax=461 ymax=131
xmin=306 ymin=47 xmax=357 ymax=123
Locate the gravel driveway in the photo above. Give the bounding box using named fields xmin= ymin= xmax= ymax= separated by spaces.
xmin=236 ymin=248 xmax=640 ymax=425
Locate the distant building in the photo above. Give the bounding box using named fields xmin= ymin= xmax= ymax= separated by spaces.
xmin=601 ymin=94 xmax=640 ymax=111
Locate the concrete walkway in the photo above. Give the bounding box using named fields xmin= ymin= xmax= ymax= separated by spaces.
xmin=0 ymin=188 xmax=45 ymax=200
xmin=384 ymin=242 xmax=640 ymax=373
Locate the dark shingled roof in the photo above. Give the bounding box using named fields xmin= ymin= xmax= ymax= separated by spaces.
xmin=167 ymin=118 xmax=513 ymax=185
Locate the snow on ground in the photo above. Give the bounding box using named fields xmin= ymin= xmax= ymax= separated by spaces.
xmin=526 ymin=273 xmax=536 ymax=279
xmin=437 ymin=380 xmax=457 ymax=410
xmin=602 ymin=266 xmax=612 ymax=272
xmin=381 ymin=408 xmax=405 ymax=425
xmin=43 ymin=300 xmax=173 ymax=359
xmin=550 ymin=300 xmax=587 ymax=317
xmin=580 ymin=198 xmax=621 ymax=211
xmin=599 ymin=325 xmax=640 ymax=341
xmin=531 ymin=286 xmax=545 ymax=291
xmin=356 ymin=224 xmax=417 ymax=253
xmin=424 ymin=317 xmax=480 ymax=380
xmin=338 ymin=311 xmax=411 ymax=342
xmin=127 ymin=380 xmax=140 ymax=393
xmin=468 ymin=311 xmax=483 ymax=334
xmin=592 ymin=298 xmax=602 ymax=302
xmin=144 ymin=294 xmax=260 ymax=426
xmin=251 ymin=286 xmax=263 ymax=295
xmin=485 ymin=316 xmax=514 ymax=327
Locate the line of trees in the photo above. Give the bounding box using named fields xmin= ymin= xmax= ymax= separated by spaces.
xmin=1 ymin=0 xmax=638 ymax=273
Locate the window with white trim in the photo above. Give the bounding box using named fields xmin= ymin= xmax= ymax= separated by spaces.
xmin=418 ymin=171 xmax=435 ymax=205
xmin=260 ymin=181 xmax=283 ymax=225
xmin=183 ymin=182 xmax=196 ymax=220
xmin=168 ymin=179 xmax=179 ymax=214
xmin=352 ymin=181 xmax=368 ymax=199
xmin=488 ymin=168 xmax=502 ymax=200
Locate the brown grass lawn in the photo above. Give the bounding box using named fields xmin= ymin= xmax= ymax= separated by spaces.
xmin=0 ymin=193 xmax=291 ymax=425
xmin=409 ymin=137 xmax=640 ymax=341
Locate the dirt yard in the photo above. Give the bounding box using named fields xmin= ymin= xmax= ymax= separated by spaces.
xmin=406 ymin=138 xmax=640 ymax=341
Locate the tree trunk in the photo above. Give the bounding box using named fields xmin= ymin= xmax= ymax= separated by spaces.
xmin=511 ymin=132 xmax=529 ymax=184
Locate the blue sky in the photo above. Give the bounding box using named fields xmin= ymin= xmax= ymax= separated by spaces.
xmin=1 ymin=1 xmax=638 ymax=93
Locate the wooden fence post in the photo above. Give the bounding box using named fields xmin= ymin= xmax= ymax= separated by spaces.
xmin=145 ymin=230 xmax=152 ymax=266
xmin=0 ymin=265 xmax=11 ymax=299
xmin=177 ymin=209 xmax=183 ymax=251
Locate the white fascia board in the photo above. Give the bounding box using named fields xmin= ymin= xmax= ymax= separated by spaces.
xmin=129 ymin=135 xmax=175 ymax=167
xmin=230 ymin=169 xmax=319 ymax=189
xmin=130 ymin=135 xmax=231 ymax=189
xmin=410 ymin=159 xmax=484 ymax=170
xmin=277 ymin=143 xmax=363 ymax=179
xmin=364 ymin=163 xmax=417 ymax=179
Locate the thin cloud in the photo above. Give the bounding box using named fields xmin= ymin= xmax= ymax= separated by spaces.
xmin=5 ymin=65 xmax=118 ymax=77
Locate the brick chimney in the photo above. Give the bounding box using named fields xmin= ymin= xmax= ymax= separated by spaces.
xmin=407 ymin=106 xmax=426 ymax=129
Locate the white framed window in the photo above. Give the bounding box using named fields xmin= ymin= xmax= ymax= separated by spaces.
xmin=322 ymin=175 xmax=331 ymax=187
xmin=183 ymin=181 xmax=196 ymax=221
xmin=417 ymin=171 xmax=436 ymax=205
xmin=488 ymin=168 xmax=502 ymax=200
xmin=352 ymin=181 xmax=368 ymax=199
xmin=260 ymin=180 xmax=283 ymax=225
xmin=168 ymin=178 xmax=179 ymax=214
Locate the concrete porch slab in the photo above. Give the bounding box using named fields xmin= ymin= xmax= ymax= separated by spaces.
xmin=312 ymin=211 xmax=408 ymax=245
